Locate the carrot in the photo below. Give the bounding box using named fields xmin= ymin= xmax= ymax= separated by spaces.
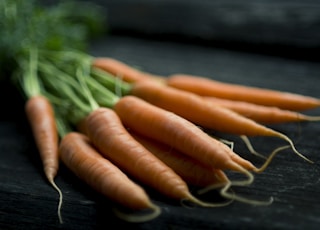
xmin=91 ymin=64 xmax=314 ymax=165
xmin=112 ymin=96 xmax=255 ymax=172
xmin=42 ymin=58 xmax=270 ymax=206
xmin=113 ymin=96 xmax=275 ymax=205
xmin=129 ymin=132 xmax=240 ymax=205
xmin=88 ymin=70 xmax=282 ymax=171
xmin=59 ymin=132 xmax=161 ymax=222
xmin=166 ymin=74 xmax=320 ymax=111
xmin=83 ymin=106 xmax=224 ymax=207
xmin=92 ymin=57 xmax=320 ymax=111
xmin=125 ymin=81 xmax=312 ymax=164
xmin=25 ymin=95 xmax=63 ymax=223
xmin=91 ymin=65 xmax=265 ymax=159
xmin=93 ymin=57 xmax=161 ymax=83
xmin=204 ymin=96 xmax=320 ymax=124
xmin=40 ymin=58 xmax=272 ymax=206
xmin=129 ymin=131 xmax=229 ymax=188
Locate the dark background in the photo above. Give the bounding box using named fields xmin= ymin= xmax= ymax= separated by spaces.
xmin=1 ymin=1 xmax=320 ymax=229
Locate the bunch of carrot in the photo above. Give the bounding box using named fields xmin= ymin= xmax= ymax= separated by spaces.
xmin=17 ymin=46 xmax=320 ymax=224
xmin=5 ymin=0 xmax=320 ymax=225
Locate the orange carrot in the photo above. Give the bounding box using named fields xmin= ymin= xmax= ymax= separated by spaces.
xmin=90 ymin=64 xmax=317 ymax=162
xmin=25 ymin=95 xmax=63 ymax=223
xmin=127 ymin=81 xmax=312 ymax=164
xmin=58 ymin=65 xmax=271 ymax=205
xmin=83 ymin=106 xmax=223 ymax=207
xmin=92 ymin=57 xmax=320 ymax=111
xmin=204 ymin=96 xmax=320 ymax=124
xmin=130 ymin=131 xmax=229 ymax=188
xmin=112 ymin=96 xmax=275 ymax=205
xmin=131 ymin=130 xmax=277 ymax=206
xmin=59 ymin=132 xmax=161 ymax=222
xmin=90 ymin=66 xmax=311 ymax=165
xmin=112 ymin=96 xmax=256 ymax=173
xmin=93 ymin=58 xmax=160 ymax=83
xmin=166 ymin=74 xmax=320 ymax=111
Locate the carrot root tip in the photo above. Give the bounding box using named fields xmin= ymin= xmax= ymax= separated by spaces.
xmin=220 ymin=167 xmax=273 ymax=206
xmin=228 ymin=165 xmax=255 ymax=187
xmin=217 ymin=138 xmax=235 ymax=151
xmin=197 ymin=182 xmax=230 ymax=195
xmin=181 ymin=192 xmax=233 ymax=208
xmin=220 ymin=182 xmax=274 ymax=206
xmin=254 ymin=145 xmax=291 ymax=173
xmin=239 ymin=135 xmax=266 ymax=159
xmin=278 ymin=132 xmax=314 ymax=164
xmin=303 ymin=115 xmax=320 ymax=122
xmin=49 ymin=178 xmax=63 ymax=224
xmin=112 ymin=204 xmax=161 ymax=223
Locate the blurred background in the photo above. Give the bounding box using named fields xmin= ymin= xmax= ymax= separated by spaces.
xmin=45 ymin=0 xmax=320 ymax=61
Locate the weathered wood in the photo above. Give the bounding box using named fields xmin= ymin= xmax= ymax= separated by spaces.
xmin=98 ymin=0 xmax=320 ymax=52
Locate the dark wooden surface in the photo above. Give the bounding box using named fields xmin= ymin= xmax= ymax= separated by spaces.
xmin=1 ymin=1 xmax=320 ymax=229
xmin=94 ymin=0 xmax=320 ymax=61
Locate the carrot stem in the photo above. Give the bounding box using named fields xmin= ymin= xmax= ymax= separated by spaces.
xmin=91 ymin=67 xmax=132 ymax=96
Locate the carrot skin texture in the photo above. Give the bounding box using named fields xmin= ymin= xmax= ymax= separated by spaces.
xmin=93 ymin=61 xmax=310 ymax=164
xmin=130 ymin=131 xmax=229 ymax=187
xmin=93 ymin=58 xmax=160 ymax=83
xmin=84 ymin=107 xmax=195 ymax=201
xmin=130 ymin=83 xmax=314 ymax=163
xmin=59 ymin=132 xmax=154 ymax=210
xmin=166 ymin=74 xmax=320 ymax=111
xmin=129 ymin=81 xmax=281 ymax=137
xmin=113 ymin=96 xmax=256 ymax=172
xmin=25 ymin=95 xmax=64 ymax=223
xmin=92 ymin=58 xmax=320 ymax=111
xmin=204 ymin=96 xmax=319 ymax=124
xmin=25 ymin=95 xmax=59 ymax=181
xmin=80 ymin=106 xmax=229 ymax=187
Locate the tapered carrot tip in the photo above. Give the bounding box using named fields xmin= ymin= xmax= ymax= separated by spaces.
xmin=48 ymin=178 xmax=63 ymax=224
xmin=167 ymin=74 xmax=320 ymax=111
xmin=205 ymin=165 xmax=273 ymax=206
xmin=181 ymin=191 xmax=233 ymax=208
xmin=275 ymin=131 xmax=314 ymax=164
xmin=239 ymin=135 xmax=266 ymax=159
xmin=241 ymin=128 xmax=313 ymax=173
xmin=220 ymin=181 xmax=274 ymax=206
xmin=254 ymin=145 xmax=291 ymax=173
xmin=301 ymin=114 xmax=320 ymax=122
xmin=112 ymin=204 xmax=162 ymax=223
